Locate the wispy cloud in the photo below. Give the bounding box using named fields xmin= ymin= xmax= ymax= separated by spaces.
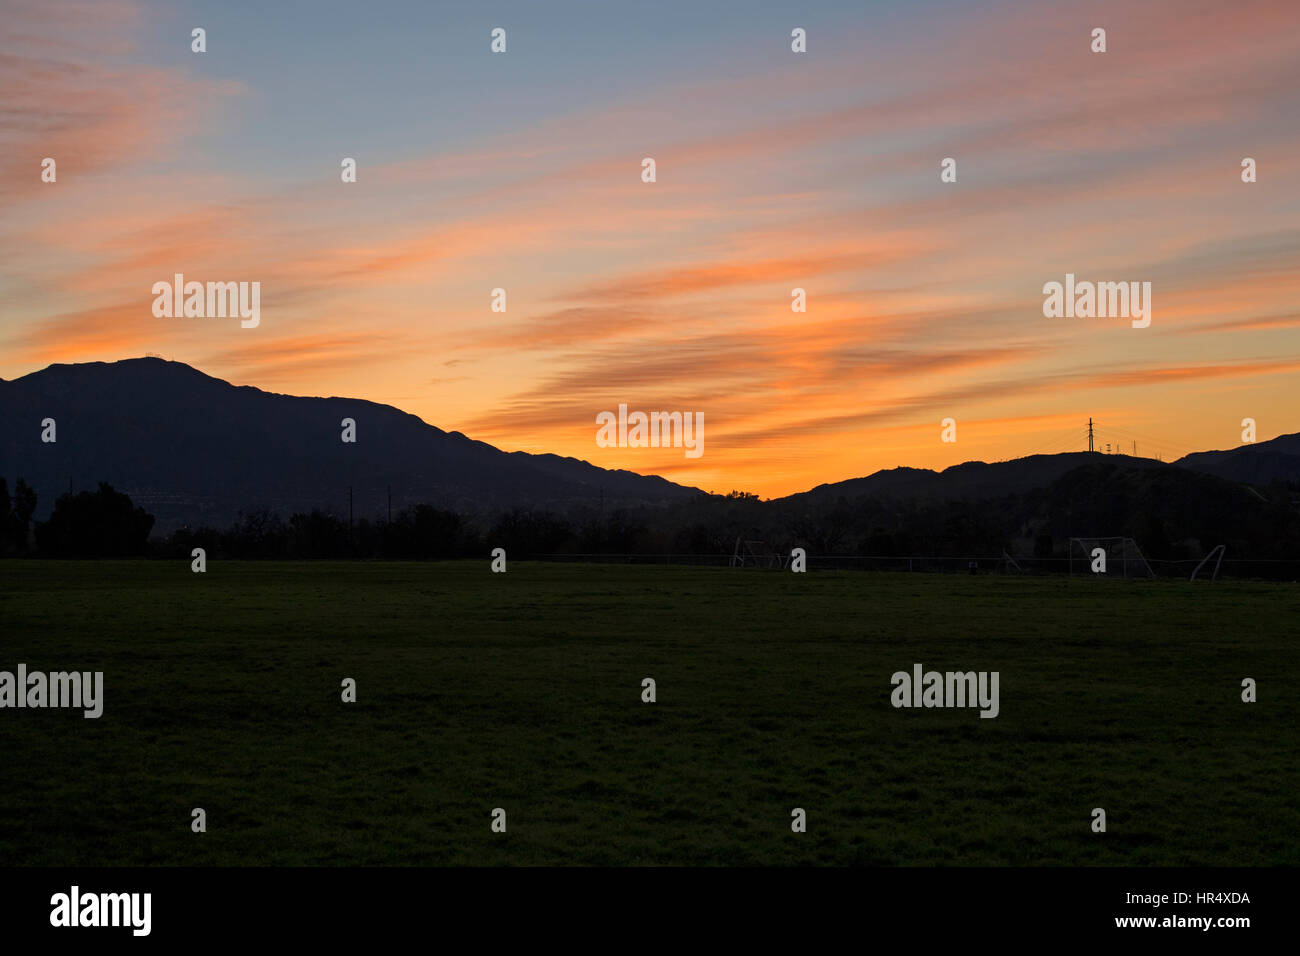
xmin=2 ymin=0 xmax=1298 ymax=494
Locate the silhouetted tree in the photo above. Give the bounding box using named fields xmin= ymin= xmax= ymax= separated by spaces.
xmin=488 ymin=508 xmax=572 ymax=557
xmin=578 ymin=510 xmax=647 ymax=553
xmin=382 ymin=505 xmax=471 ymax=558
xmin=287 ymin=510 xmax=350 ymax=558
xmin=0 ymin=478 xmax=9 ymax=553
xmin=224 ymin=509 xmax=288 ymax=558
xmin=34 ymin=482 xmax=153 ymax=557
xmin=11 ymin=479 xmax=37 ymax=553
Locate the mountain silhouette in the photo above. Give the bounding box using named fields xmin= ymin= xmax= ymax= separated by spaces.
xmin=0 ymin=358 xmax=699 ymax=531
xmin=1172 ymin=433 xmax=1300 ymax=485
xmin=776 ymin=438 xmax=1300 ymax=507
xmin=774 ymin=453 xmax=1164 ymax=505
xmin=2 ymin=358 xmax=1296 ymax=536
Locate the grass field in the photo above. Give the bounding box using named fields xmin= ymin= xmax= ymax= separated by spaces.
xmin=0 ymin=560 xmax=1295 ymax=866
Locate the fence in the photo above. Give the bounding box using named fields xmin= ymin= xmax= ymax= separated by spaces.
xmin=527 ymin=552 xmax=1300 ymax=580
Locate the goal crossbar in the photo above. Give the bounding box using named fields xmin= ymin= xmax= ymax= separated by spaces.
xmin=1068 ymin=536 xmax=1155 ymax=578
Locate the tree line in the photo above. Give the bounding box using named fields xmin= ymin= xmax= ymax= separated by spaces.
xmin=0 ymin=479 xmax=651 ymax=560
xmin=0 ymin=479 xmax=153 ymax=557
xmin=3 ymin=462 xmax=1298 ymax=567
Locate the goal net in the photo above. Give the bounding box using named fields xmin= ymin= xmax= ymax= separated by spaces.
xmin=730 ymin=537 xmax=786 ymax=569
xmin=1068 ymin=537 xmax=1155 ymax=578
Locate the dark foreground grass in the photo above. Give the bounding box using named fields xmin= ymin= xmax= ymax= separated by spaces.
xmin=0 ymin=560 xmax=1295 ymax=866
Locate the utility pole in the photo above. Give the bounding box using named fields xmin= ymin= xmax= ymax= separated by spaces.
xmin=348 ymin=485 xmax=353 ymax=537
xmin=1087 ymin=418 xmax=1094 ymax=453
xmin=387 ymin=485 xmax=392 ymax=525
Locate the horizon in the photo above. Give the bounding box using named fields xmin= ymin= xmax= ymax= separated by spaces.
xmin=3 ymin=0 xmax=1299 ymax=497
xmin=4 ymin=354 xmax=1284 ymax=502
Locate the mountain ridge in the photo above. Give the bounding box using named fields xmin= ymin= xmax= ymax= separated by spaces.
xmin=0 ymin=357 xmax=702 ymax=532
xmin=2 ymin=358 xmax=1296 ymax=534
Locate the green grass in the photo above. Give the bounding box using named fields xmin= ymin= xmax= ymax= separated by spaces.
xmin=0 ymin=560 xmax=1295 ymax=866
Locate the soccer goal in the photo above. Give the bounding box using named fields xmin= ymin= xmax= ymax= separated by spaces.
xmin=1068 ymin=537 xmax=1155 ymax=578
xmin=1190 ymin=544 xmax=1226 ymax=581
xmin=730 ymin=537 xmax=786 ymax=568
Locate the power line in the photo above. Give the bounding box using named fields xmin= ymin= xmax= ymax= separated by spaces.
xmin=1037 ymin=427 xmax=1090 ymax=455
xmin=1093 ymin=423 xmax=1190 ymax=461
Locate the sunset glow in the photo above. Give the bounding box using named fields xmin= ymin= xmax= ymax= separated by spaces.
xmin=3 ymin=0 xmax=1298 ymax=496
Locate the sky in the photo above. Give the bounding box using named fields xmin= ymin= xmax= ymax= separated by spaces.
xmin=2 ymin=0 xmax=1298 ymax=497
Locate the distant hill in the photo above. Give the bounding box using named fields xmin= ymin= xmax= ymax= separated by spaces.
xmin=776 ymin=452 xmax=1167 ymax=505
xmin=777 ymin=434 xmax=1300 ymax=508
xmin=1174 ymin=432 xmax=1300 ymax=486
xmin=0 ymin=358 xmax=700 ymax=532
xmin=752 ymin=458 xmax=1297 ymax=564
xmin=1020 ymin=459 xmax=1292 ymax=558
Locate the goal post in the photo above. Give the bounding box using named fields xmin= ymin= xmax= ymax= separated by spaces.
xmin=731 ymin=537 xmax=784 ymax=569
xmin=1191 ymin=544 xmax=1226 ymax=581
xmin=1068 ymin=537 xmax=1155 ymax=578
